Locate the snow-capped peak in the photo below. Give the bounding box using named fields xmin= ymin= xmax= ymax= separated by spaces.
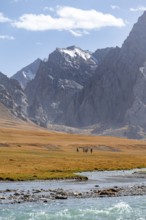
xmin=58 ymin=46 xmax=92 ymax=61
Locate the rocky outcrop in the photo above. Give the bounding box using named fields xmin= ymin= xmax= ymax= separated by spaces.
xmin=63 ymin=11 xmax=146 ymax=137
xmin=12 ymin=58 xmax=41 ymax=89
xmin=125 ymin=62 xmax=146 ymax=129
xmin=92 ymin=47 xmax=113 ymax=64
xmin=25 ymin=46 xmax=98 ymax=126
xmin=0 ymin=72 xmax=28 ymax=119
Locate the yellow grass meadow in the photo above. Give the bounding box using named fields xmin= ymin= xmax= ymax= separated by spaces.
xmin=0 ymin=126 xmax=146 ymax=180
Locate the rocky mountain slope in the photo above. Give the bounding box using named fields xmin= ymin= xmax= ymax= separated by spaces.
xmin=92 ymin=47 xmax=113 ymax=64
xmin=0 ymin=102 xmax=37 ymax=129
xmin=0 ymin=72 xmax=28 ymax=119
xmin=25 ymin=46 xmax=98 ymax=126
xmin=62 ymin=11 xmax=146 ymax=138
xmin=12 ymin=58 xmax=41 ymax=89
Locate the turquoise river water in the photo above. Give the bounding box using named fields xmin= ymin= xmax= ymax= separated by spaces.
xmin=0 ymin=195 xmax=146 ymax=220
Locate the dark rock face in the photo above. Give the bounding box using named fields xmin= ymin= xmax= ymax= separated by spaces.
xmin=12 ymin=58 xmax=41 ymax=89
xmin=92 ymin=47 xmax=113 ymax=64
xmin=25 ymin=46 xmax=98 ymax=126
xmin=63 ymin=11 xmax=146 ymax=135
xmin=0 ymin=72 xmax=28 ymax=119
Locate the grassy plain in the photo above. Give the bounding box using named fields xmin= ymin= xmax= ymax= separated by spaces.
xmin=0 ymin=126 xmax=146 ymax=181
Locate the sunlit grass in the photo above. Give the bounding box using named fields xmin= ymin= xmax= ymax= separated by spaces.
xmin=0 ymin=127 xmax=146 ymax=180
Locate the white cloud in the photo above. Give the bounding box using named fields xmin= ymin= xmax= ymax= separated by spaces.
xmin=12 ymin=6 xmax=126 ymax=36
xmin=0 ymin=35 xmax=15 ymax=40
xmin=130 ymin=6 xmax=146 ymax=12
xmin=0 ymin=12 xmax=11 ymax=23
xmin=69 ymin=30 xmax=89 ymax=37
xmin=111 ymin=5 xmax=120 ymax=10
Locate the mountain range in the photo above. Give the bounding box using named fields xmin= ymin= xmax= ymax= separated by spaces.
xmin=1 ymin=11 xmax=146 ymax=139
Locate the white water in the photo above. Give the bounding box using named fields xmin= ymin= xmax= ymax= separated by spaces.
xmin=0 ymin=196 xmax=146 ymax=220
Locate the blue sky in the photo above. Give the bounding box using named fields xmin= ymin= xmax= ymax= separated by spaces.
xmin=0 ymin=0 xmax=146 ymax=77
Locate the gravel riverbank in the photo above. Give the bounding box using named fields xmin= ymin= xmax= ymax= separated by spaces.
xmin=1 ymin=169 xmax=146 ymax=204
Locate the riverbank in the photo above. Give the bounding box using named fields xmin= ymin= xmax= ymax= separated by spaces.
xmin=1 ymin=169 xmax=146 ymax=204
xmin=1 ymin=184 xmax=146 ymax=204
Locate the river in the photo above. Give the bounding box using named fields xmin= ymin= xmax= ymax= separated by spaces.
xmin=0 ymin=196 xmax=146 ymax=219
xmin=0 ymin=169 xmax=146 ymax=220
